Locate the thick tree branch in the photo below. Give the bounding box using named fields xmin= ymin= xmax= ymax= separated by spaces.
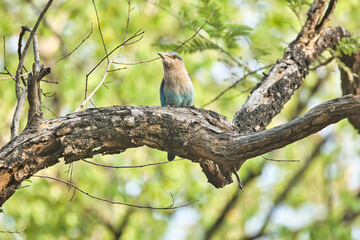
xmin=233 ymin=26 xmax=350 ymax=133
xmin=1 ymin=95 xmax=359 ymax=206
xmin=339 ymin=50 xmax=360 ymax=132
xmin=204 ymin=0 xmax=346 ymax=188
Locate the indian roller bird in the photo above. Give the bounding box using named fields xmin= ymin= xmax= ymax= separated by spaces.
xmin=158 ymin=51 xmax=194 ymax=161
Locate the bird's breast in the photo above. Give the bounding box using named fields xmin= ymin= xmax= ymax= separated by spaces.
xmin=163 ymin=69 xmax=193 ymax=95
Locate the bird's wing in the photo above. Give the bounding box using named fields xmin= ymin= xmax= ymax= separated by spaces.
xmin=188 ymin=73 xmax=192 ymax=82
xmin=160 ymin=78 xmax=166 ymax=106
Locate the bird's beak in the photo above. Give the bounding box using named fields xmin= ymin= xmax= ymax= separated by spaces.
xmin=158 ymin=52 xmax=165 ymax=59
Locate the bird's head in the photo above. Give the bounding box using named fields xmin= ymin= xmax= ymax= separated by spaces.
xmin=158 ymin=52 xmax=184 ymax=70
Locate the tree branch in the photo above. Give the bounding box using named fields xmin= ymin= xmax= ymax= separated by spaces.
xmin=14 ymin=0 xmax=54 ymax=100
xmin=339 ymin=47 xmax=360 ymax=132
xmin=0 ymin=94 xmax=359 ymax=205
xmin=10 ymin=87 xmax=27 ymax=139
xmin=32 ymin=175 xmax=195 ymax=210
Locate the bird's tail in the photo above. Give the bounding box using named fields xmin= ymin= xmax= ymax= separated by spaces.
xmin=167 ymin=152 xmax=175 ymax=161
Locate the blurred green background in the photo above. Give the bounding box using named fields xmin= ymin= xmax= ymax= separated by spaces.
xmin=0 ymin=0 xmax=360 ymax=239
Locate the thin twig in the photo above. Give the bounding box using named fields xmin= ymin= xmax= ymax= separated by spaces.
xmin=113 ymin=5 xmax=215 ymax=66
xmin=92 ymin=0 xmax=109 ymax=63
xmin=11 ymin=87 xmax=27 ymax=139
xmin=89 ymin=99 xmax=97 ymax=108
xmin=310 ymin=56 xmax=335 ymax=70
xmin=27 ymin=0 xmax=68 ymax=55
xmin=107 ymin=67 xmax=127 ymax=72
xmin=33 ymin=175 xmax=197 ymax=210
xmin=2 ymin=36 xmax=6 ymax=71
xmin=172 ymin=5 xmax=215 ymax=52
xmin=201 ymin=64 xmax=273 ymax=108
xmin=81 ymin=158 xmax=183 ymax=169
xmin=113 ymin=57 xmax=160 ymax=65
xmin=75 ymin=30 xmax=144 ymax=112
xmin=42 ymin=105 xmax=57 ymax=117
xmin=40 ymin=79 xmax=58 ymax=84
xmin=0 ymin=72 xmax=31 ymax=81
xmin=86 ymin=29 xmax=143 ymax=77
xmin=116 ymin=0 xmax=132 ymax=58
xmin=14 ymin=0 xmax=54 ymax=100
xmin=0 ymin=226 xmax=27 ymax=234
xmin=261 ymin=155 xmax=300 ymax=163
xmin=51 ymin=24 xmax=93 ymax=66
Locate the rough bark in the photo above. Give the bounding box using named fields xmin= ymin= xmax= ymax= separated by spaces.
xmin=340 ymin=51 xmax=360 ymax=132
xmin=1 ymin=95 xmax=360 ymax=205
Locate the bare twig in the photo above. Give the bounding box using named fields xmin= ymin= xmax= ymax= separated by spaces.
xmin=261 ymin=155 xmax=300 ymax=163
xmin=15 ymin=0 xmax=54 ymax=100
xmin=113 ymin=57 xmax=160 ymax=65
xmin=172 ymin=5 xmax=215 ymax=52
xmin=32 ymin=175 xmax=197 ymax=210
xmin=11 ymin=87 xmax=27 ymax=139
xmin=75 ymin=30 xmax=144 ymax=112
xmin=92 ymin=0 xmax=109 ymax=63
xmin=0 ymin=72 xmax=31 ymax=81
xmin=315 ymin=0 xmax=338 ymax=33
xmin=81 ymin=158 xmax=183 ymax=169
xmin=107 ymin=67 xmax=127 ymax=73
xmin=0 ymin=226 xmax=27 ymax=234
xmin=27 ymin=0 xmax=68 ymax=55
xmin=40 ymin=79 xmax=58 ymax=84
xmin=116 ymin=0 xmax=132 ymax=58
xmin=51 ymin=24 xmax=93 ymax=66
xmin=310 ymin=56 xmax=335 ymax=71
xmin=86 ymin=29 xmax=143 ymax=78
xmin=26 ymin=26 xmax=52 ymax=126
xmin=113 ymin=5 xmax=215 ymax=66
xmin=201 ymin=64 xmax=273 ymax=108
xmin=42 ymin=105 xmax=57 ymax=118
xmin=2 ymin=36 xmax=6 ymax=72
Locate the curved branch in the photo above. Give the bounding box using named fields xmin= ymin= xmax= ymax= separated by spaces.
xmin=1 ymin=94 xmax=359 ymax=205
xmin=233 ymin=26 xmax=350 ymax=133
xmin=339 ymin=44 xmax=360 ymax=132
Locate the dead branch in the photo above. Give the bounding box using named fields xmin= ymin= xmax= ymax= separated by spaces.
xmin=76 ymin=29 xmax=144 ymax=111
xmin=201 ymin=64 xmax=273 ymax=108
xmin=15 ymin=0 xmax=54 ymax=100
xmin=81 ymin=158 xmax=184 ymax=169
xmin=112 ymin=5 xmax=215 ymax=65
xmin=92 ymin=0 xmax=109 ymax=63
xmin=11 ymin=88 xmax=27 ymax=139
xmin=32 ymin=175 xmax=197 ymax=210
xmin=51 ymin=25 xmax=93 ymax=66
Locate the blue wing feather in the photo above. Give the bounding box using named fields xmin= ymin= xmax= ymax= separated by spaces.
xmin=160 ymin=78 xmax=166 ymax=106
